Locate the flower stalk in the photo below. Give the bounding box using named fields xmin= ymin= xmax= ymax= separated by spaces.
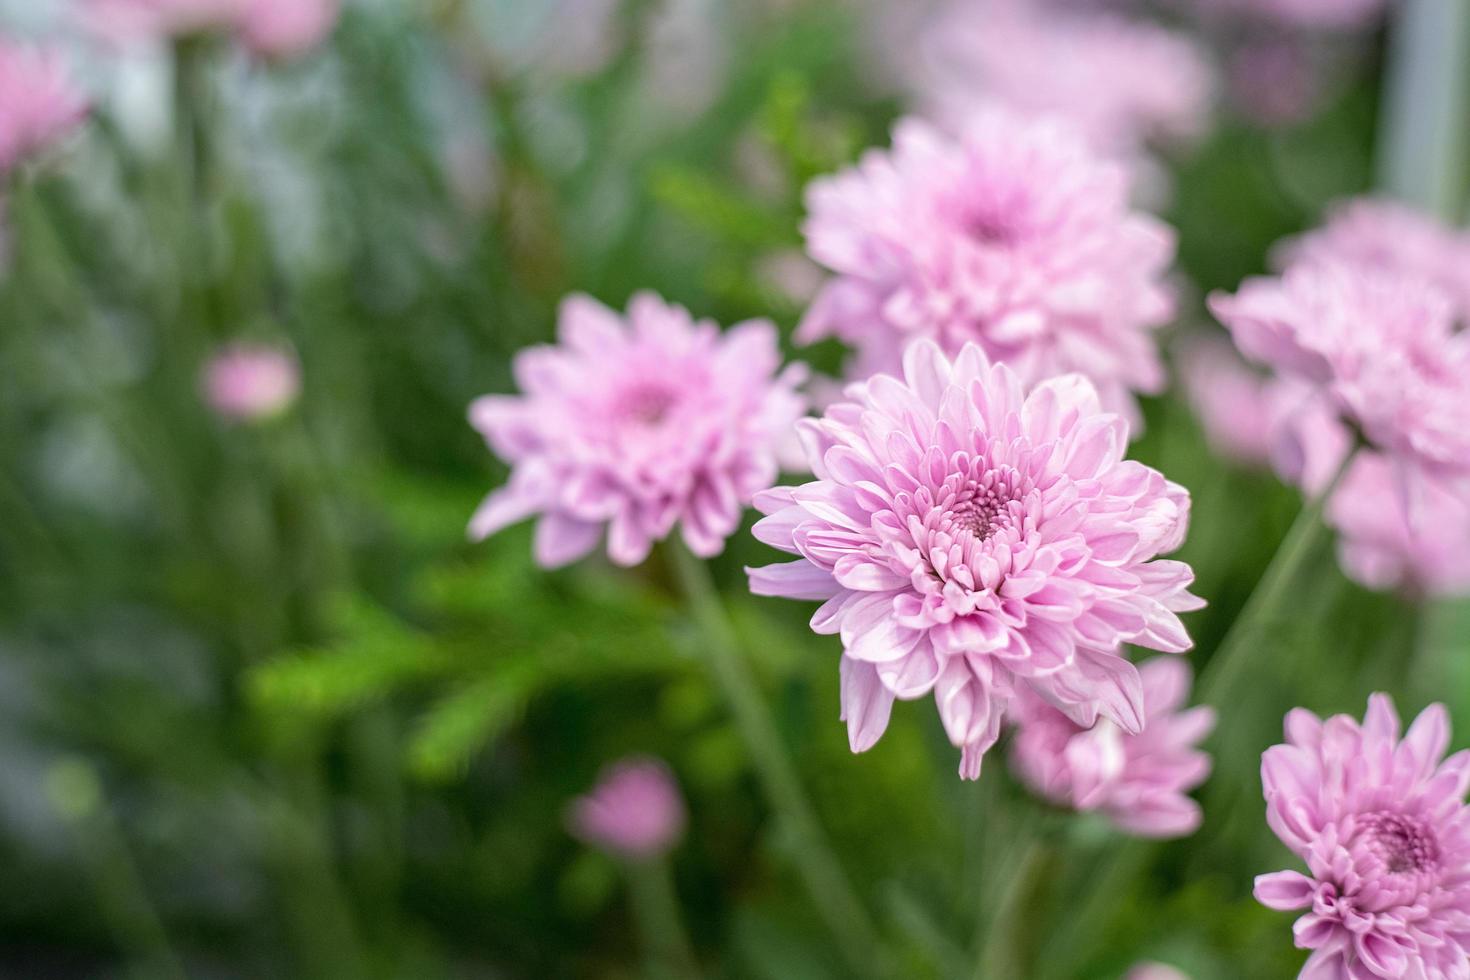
xmin=625 ymin=857 xmax=701 ymax=980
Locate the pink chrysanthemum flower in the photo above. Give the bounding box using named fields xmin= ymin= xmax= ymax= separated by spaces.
xmin=235 ymin=0 xmax=339 ymax=59
xmin=1327 ymin=454 xmax=1470 ymax=600
xmin=1254 ymin=695 xmax=1470 ymax=978
xmin=1009 ymin=657 xmax=1214 ymax=837
xmin=1209 ymin=262 xmax=1470 ymax=479
xmin=567 ymin=757 xmax=686 ymax=860
xmin=0 ymin=42 xmax=89 ymax=174
xmin=1276 ymin=198 xmax=1470 ymax=322
xmin=746 ymin=341 xmax=1200 ymax=778
xmin=917 ymin=0 xmax=1215 ymax=157
xmin=798 ymin=110 xmax=1176 ymax=426
xmin=201 ymin=343 xmax=300 ymax=422
xmin=469 ymin=292 xmax=807 ymax=568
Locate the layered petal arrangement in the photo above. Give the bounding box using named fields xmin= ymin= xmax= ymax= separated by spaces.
xmin=798 ymin=110 xmax=1176 ymax=425
xmin=1009 ymin=658 xmax=1215 ymax=837
xmin=1254 ymin=695 xmax=1470 ymax=979
xmin=0 ymin=41 xmax=89 ymax=174
xmin=567 ymin=757 xmax=686 ymax=861
xmin=1210 ymin=262 xmax=1470 ymax=480
xmin=747 ymin=341 xmax=1200 ymax=778
xmin=917 ymin=0 xmax=1215 ymax=157
xmin=469 ymin=292 xmax=807 ymax=568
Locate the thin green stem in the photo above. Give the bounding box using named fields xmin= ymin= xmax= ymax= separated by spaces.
xmin=971 ymin=828 xmax=1051 ymax=980
xmin=1196 ymin=447 xmax=1358 ymax=705
xmin=1032 ymin=839 xmax=1151 ymax=980
xmin=664 ymin=542 xmax=883 ymax=976
xmin=625 ymin=857 xmax=701 ymax=980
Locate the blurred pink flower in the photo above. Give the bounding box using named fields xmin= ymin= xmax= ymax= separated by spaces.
xmin=1201 ymin=0 xmax=1389 ymax=29
xmin=917 ymin=0 xmax=1215 ymax=157
xmin=202 ymin=344 xmax=300 ymax=421
xmin=1177 ymin=337 xmax=1276 ymax=467
xmin=1255 ymin=694 xmax=1470 ymax=978
xmin=747 ymin=341 xmax=1200 ymax=778
xmin=567 ymin=757 xmax=686 ymax=860
xmin=1010 ymin=658 xmax=1214 ymax=837
xmin=799 ymin=110 xmax=1176 ymax=427
xmin=468 ymin=292 xmax=807 ymax=567
xmin=1276 ymin=198 xmax=1470 ymax=321
xmin=1327 ymin=454 xmax=1470 ymax=599
xmin=1226 ymin=38 xmax=1320 ymax=127
xmin=1209 ymin=263 xmax=1470 ymax=479
xmin=0 ymin=41 xmax=89 ymax=173
xmin=86 ymin=0 xmax=338 ymax=58
xmin=1124 ymin=963 xmax=1191 ymax=980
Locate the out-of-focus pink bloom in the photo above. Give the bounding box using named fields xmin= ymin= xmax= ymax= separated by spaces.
xmin=1254 ymin=695 xmax=1470 ymax=978
xmin=1327 ymin=454 xmax=1470 ymax=599
xmin=567 ymin=757 xmax=686 ymax=860
xmin=746 ymin=341 xmax=1200 ymax=778
xmin=1177 ymin=337 xmax=1276 ymax=467
xmin=202 ymin=344 xmax=300 ymax=421
xmin=0 ymin=42 xmax=89 ymax=173
xmin=1210 ymin=263 xmax=1470 ymax=479
xmin=917 ymin=0 xmax=1215 ymax=157
xmin=1276 ymin=198 xmax=1470 ymax=322
xmin=468 ymin=292 xmax=806 ymax=568
xmin=86 ymin=0 xmax=338 ymax=58
xmin=1226 ymin=38 xmax=1320 ymax=127
xmin=1010 ymin=658 xmax=1214 ymax=837
xmin=800 ymin=110 xmax=1176 ymax=426
xmin=1124 ymin=963 xmax=1191 ymax=980
xmin=235 ymin=0 xmax=338 ymax=59
xmin=1195 ymin=0 xmax=1390 ymax=29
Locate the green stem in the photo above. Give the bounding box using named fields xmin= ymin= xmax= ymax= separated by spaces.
xmin=971 ymin=828 xmax=1051 ymax=980
xmin=664 ymin=543 xmax=883 ymax=976
xmin=625 ymin=857 xmax=701 ymax=980
xmin=1196 ymin=446 xmax=1358 ymax=705
xmin=1032 ymin=839 xmax=1151 ymax=980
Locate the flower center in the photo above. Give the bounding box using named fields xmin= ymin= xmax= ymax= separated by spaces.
xmin=938 ymin=467 xmax=1024 ymax=543
xmin=613 ymin=383 xmax=679 ymax=426
xmin=1358 ymin=811 xmax=1439 ymax=875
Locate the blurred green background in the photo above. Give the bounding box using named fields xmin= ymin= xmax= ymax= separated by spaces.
xmin=2 ymin=0 xmax=1468 ymax=977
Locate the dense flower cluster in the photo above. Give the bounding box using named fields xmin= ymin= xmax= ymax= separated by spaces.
xmin=748 ymin=341 xmax=1199 ymax=777
xmin=88 ymin=0 xmax=339 ymax=58
xmin=799 ymin=110 xmax=1176 ymax=424
xmin=0 ymin=41 xmax=88 ymax=174
xmin=469 ymin=292 xmax=806 ymax=567
xmin=1010 ymin=658 xmax=1215 ymax=837
xmin=567 ymin=757 xmax=686 ymax=860
xmin=1255 ymin=695 xmax=1470 ymax=978
xmin=917 ymin=0 xmax=1215 ymax=158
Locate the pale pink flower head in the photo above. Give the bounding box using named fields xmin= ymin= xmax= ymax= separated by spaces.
xmin=0 ymin=42 xmax=89 ymax=174
xmin=1209 ymin=262 xmax=1470 ymax=478
xmin=1009 ymin=657 xmax=1214 ymax=837
xmin=1254 ymin=695 xmax=1470 ymax=978
xmin=746 ymin=341 xmax=1201 ymax=778
xmin=1276 ymin=198 xmax=1470 ymax=322
xmin=918 ymin=0 xmax=1215 ymax=157
xmin=235 ymin=0 xmax=339 ymax=59
xmin=1124 ymin=964 xmax=1190 ymax=980
xmin=1327 ymin=453 xmax=1470 ymax=599
xmin=799 ymin=110 xmax=1176 ymax=426
xmin=469 ymin=292 xmax=807 ymax=568
xmin=201 ymin=343 xmax=300 ymax=421
xmin=567 ymin=757 xmax=686 ymax=861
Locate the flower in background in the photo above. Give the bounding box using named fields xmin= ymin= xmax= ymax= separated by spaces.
xmin=1225 ymin=37 xmax=1320 ymax=127
xmin=1276 ymin=198 xmax=1470 ymax=321
xmin=468 ymin=292 xmax=806 ymax=568
xmin=201 ymin=344 xmax=300 ymax=422
xmin=86 ymin=0 xmax=339 ymax=59
xmin=747 ymin=342 xmax=1200 ymax=778
xmin=1254 ymin=695 xmax=1470 ymax=978
xmin=1209 ymin=263 xmax=1470 ymax=480
xmin=1327 ymin=454 xmax=1470 ymax=599
xmin=916 ymin=0 xmax=1215 ymax=159
xmin=1196 ymin=0 xmax=1390 ymax=30
xmin=567 ymin=757 xmax=686 ymax=860
xmin=1009 ymin=658 xmax=1214 ymax=837
xmin=799 ymin=110 xmax=1176 ymax=427
xmin=0 ymin=41 xmax=89 ymax=173
xmin=235 ymin=0 xmax=339 ymax=60
xmin=1124 ymin=963 xmax=1191 ymax=980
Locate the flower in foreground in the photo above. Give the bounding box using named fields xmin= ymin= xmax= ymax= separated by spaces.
xmin=1210 ymin=262 xmax=1470 ymax=479
xmin=0 ymin=41 xmax=89 ymax=174
xmin=798 ymin=110 xmax=1176 ymax=425
xmin=916 ymin=0 xmax=1215 ymax=158
xmin=747 ymin=341 xmax=1200 ymax=777
xmin=1009 ymin=657 xmax=1214 ymax=837
xmin=201 ymin=343 xmax=300 ymax=422
xmin=567 ymin=757 xmax=686 ymax=860
xmin=1255 ymin=695 xmax=1470 ymax=978
xmin=469 ymin=292 xmax=806 ymax=567
xmin=1327 ymin=453 xmax=1470 ymax=600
